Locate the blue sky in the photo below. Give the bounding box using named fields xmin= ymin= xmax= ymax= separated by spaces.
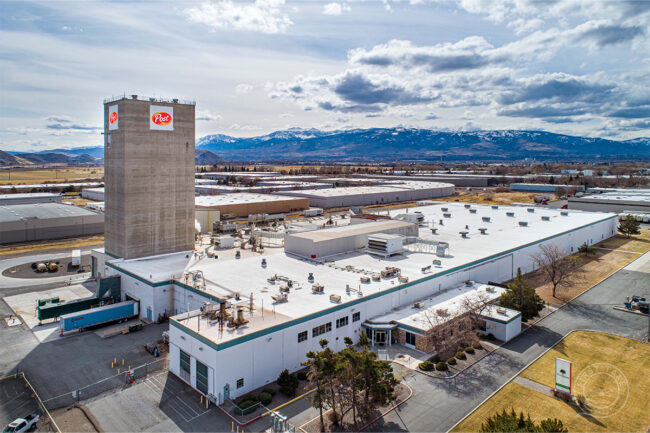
xmin=1 ymin=0 xmax=648 ymax=152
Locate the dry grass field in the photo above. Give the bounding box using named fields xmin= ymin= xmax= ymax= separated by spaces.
xmin=434 ymin=190 xmax=539 ymax=205
xmin=0 ymin=167 xmax=103 ymax=185
xmin=0 ymin=235 xmax=104 ymax=256
xmin=62 ymin=197 xmax=97 ymax=207
xmin=518 ymin=229 xmax=650 ymax=305
xmin=453 ymin=331 xmax=650 ymax=433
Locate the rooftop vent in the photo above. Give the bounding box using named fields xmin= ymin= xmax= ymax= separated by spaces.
xmin=519 ymin=221 xmax=528 ymax=227
xmin=561 ymin=211 xmax=569 ymax=216
xmin=465 ymin=280 xmax=473 ymax=287
xmin=308 ymin=273 xmax=314 ymax=282
xmin=496 ymin=307 xmax=507 ymax=314
xmin=506 ymin=211 xmax=515 ymax=217
xmin=478 ymin=228 xmax=488 ymax=235
xmin=541 ymin=216 xmax=551 ymax=221
xmin=465 ymin=224 xmax=469 ymax=229
xmin=464 ymin=204 xmax=471 ymax=209
xmin=414 ymin=301 xmax=425 ymax=309
xmin=443 ymin=213 xmax=451 ymax=218
xmin=431 ymin=228 xmax=438 ymax=235
xmin=486 ymin=286 xmax=496 ymax=293
xmin=491 ymin=205 xmax=499 ymax=210
xmin=131 ymin=94 xmax=138 ymax=99
xmin=469 ymin=209 xmax=477 ymax=213
xmin=459 ymin=231 xmax=469 ymax=238
xmin=439 ymin=219 xmax=444 ymax=225
xmin=172 ymin=98 xmax=178 ymax=103
xmin=527 ymin=208 xmax=535 ymax=213
xmin=482 ymin=216 xmax=491 ymax=222
xmin=149 ymin=97 xmax=155 ymax=101
xmin=441 ymin=207 xmax=448 ymax=212
xmin=421 ymin=265 xmax=431 ymax=273
xmin=432 ymin=259 xmax=442 ymax=266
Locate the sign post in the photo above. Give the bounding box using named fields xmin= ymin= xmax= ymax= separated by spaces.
xmin=555 ymin=358 xmax=572 ymax=395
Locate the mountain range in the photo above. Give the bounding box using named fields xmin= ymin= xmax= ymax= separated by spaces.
xmin=3 ymin=128 xmax=649 ymax=166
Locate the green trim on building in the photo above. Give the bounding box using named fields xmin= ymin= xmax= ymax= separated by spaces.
xmin=159 ymin=214 xmax=618 ymax=353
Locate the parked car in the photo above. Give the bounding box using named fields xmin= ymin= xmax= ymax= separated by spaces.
xmin=3 ymin=414 xmax=40 ymax=433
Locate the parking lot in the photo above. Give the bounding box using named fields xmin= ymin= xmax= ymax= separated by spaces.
xmin=0 ymin=375 xmax=54 ymax=432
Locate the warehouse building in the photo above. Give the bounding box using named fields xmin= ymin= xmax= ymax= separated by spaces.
xmin=92 ymin=200 xmax=617 ymax=402
xmin=195 ymin=182 xmax=331 ymax=195
xmin=0 ymin=193 xmax=62 ymax=205
xmin=282 ymin=182 xmax=454 ymax=208
xmin=81 ymin=187 xmax=105 ymax=201
xmin=568 ymin=190 xmax=650 ymax=213
xmin=509 ymin=183 xmax=585 ymax=193
xmin=195 ymin=193 xmax=309 ymax=218
xmin=0 ymin=182 xmax=103 ymax=193
xmin=0 ymin=203 xmax=104 ymax=244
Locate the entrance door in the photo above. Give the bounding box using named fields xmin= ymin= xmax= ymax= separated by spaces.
xmin=375 ymin=331 xmax=386 ymax=346
xmin=147 ymin=307 xmax=152 ymax=321
xmin=179 ymin=350 xmax=191 ymax=382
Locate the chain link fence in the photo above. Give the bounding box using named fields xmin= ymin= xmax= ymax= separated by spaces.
xmin=42 ymin=358 xmax=168 ymax=410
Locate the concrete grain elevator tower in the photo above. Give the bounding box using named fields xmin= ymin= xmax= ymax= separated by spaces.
xmin=103 ymin=95 xmax=195 ymax=259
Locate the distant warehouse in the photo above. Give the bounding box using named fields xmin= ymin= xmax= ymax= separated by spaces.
xmin=0 ymin=203 xmax=104 ymax=244
xmin=81 ymin=187 xmax=105 ymax=201
xmin=509 ymin=183 xmax=585 ymax=193
xmin=282 ymin=182 xmax=454 ymax=208
xmin=195 ymin=193 xmax=309 ymax=218
xmin=0 ymin=193 xmax=62 ymax=205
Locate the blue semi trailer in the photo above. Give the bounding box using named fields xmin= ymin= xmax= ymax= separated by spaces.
xmin=59 ymin=300 xmax=139 ymax=335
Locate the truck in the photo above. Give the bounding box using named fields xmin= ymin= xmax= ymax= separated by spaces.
xmin=59 ymin=300 xmax=139 ymax=335
xmin=3 ymin=414 xmax=39 ymax=433
xmin=71 ymin=249 xmax=81 ymax=267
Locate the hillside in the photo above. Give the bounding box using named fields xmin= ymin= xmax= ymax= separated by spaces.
xmin=195 ymin=149 xmax=226 ymax=165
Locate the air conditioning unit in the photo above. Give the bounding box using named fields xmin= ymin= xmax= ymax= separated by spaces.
xmin=312 ymin=284 xmax=324 ymax=293
xmin=496 ymin=307 xmax=507 ymax=314
xmin=414 ymin=302 xmax=425 ymax=309
xmin=366 ymin=234 xmax=404 ymax=256
xmin=330 ymin=294 xmax=341 ymax=303
xmin=486 ymin=286 xmax=496 ymax=293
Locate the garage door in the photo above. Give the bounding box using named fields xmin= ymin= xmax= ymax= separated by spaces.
xmin=196 ymin=360 xmax=209 ymax=394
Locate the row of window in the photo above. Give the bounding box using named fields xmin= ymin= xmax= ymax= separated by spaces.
xmin=297 ymin=312 xmax=362 ymax=343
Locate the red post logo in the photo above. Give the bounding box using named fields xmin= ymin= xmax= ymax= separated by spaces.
xmin=151 ymin=111 xmax=172 ymax=126
xmin=109 ymin=111 xmax=117 ymax=124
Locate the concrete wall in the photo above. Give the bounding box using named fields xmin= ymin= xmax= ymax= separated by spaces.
xmin=81 ymin=188 xmax=105 ymax=201
xmin=104 ymin=98 xmax=195 ymax=259
xmin=1 ymin=213 xmax=104 ymax=244
xmin=169 ymin=215 xmax=617 ymax=400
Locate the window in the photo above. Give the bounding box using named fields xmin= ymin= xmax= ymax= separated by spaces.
xmin=298 ymin=331 xmax=308 ymax=343
xmin=336 ymin=316 xmax=348 ymax=328
xmin=312 ymin=322 xmax=332 ymax=338
xmin=352 ymin=312 xmax=361 ymax=322
xmin=179 ymin=350 xmax=191 ymax=382
xmin=196 ymin=360 xmax=208 ymax=394
xmin=405 ymin=332 xmax=416 ymax=346
xmin=236 ymin=378 xmax=244 ymax=389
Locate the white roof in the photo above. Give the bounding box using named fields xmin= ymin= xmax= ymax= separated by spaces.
xmin=367 ymin=282 xmax=506 ymax=332
xmin=284 ymin=183 xmax=451 ymax=197
xmin=480 ymin=304 xmax=521 ymax=322
xmin=195 ymin=193 xmax=307 ymax=207
xmin=0 ymin=192 xmax=61 ymax=199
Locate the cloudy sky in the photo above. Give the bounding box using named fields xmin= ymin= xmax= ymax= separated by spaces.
xmin=1 ymin=0 xmax=649 ymax=152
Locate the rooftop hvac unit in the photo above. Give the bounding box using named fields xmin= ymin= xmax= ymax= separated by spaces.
xmin=431 ymin=228 xmax=438 ymax=235
xmin=486 ymin=286 xmax=496 ymax=293
xmin=496 ymin=307 xmax=507 ymax=314
xmin=561 ymin=211 xmax=569 ymax=216
xmin=436 ymin=242 xmax=449 ymax=257
xmin=469 ymin=209 xmax=477 ymax=213
xmin=366 ymin=234 xmax=404 ymax=257
xmin=398 ymin=275 xmax=409 ymax=283
xmin=443 ymin=213 xmax=451 ymax=218
xmin=459 ymin=231 xmax=469 ymax=238
xmin=360 ymin=276 xmax=370 ymax=283
xmin=312 ymin=284 xmax=324 ymax=293
xmin=271 ymin=292 xmax=288 ymax=303
xmin=491 ymin=205 xmax=499 ymax=209
xmin=330 ymin=294 xmax=342 ymax=303
xmin=506 ymin=212 xmax=515 ymax=217
xmin=519 ymin=221 xmax=528 ymax=227
xmin=482 ymin=216 xmax=491 ymax=222
xmin=527 ymin=208 xmax=535 ymax=213
xmin=441 ymin=207 xmax=448 ymax=212
xmin=432 ymin=259 xmax=442 ymax=266
xmin=541 ymin=216 xmax=551 ymax=221
xmin=464 ymin=204 xmax=471 ymax=209
xmin=414 ymin=302 xmax=425 ymax=309
xmin=478 ymin=228 xmax=488 ymax=235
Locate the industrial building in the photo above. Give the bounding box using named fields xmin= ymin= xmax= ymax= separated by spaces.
xmin=0 ymin=193 xmax=62 ymax=205
xmin=81 ymin=187 xmax=105 ymax=201
xmin=195 ymin=193 xmax=309 ymax=218
xmin=92 ymin=201 xmax=617 ymax=402
xmin=103 ymin=95 xmax=195 ymax=259
xmin=509 ymin=183 xmax=585 ymax=193
xmin=281 ymin=182 xmax=454 ymax=208
xmin=195 ymin=182 xmax=331 ymax=195
xmin=0 ymin=182 xmax=103 ymax=193
xmin=0 ymin=203 xmax=104 ymax=244
xmin=568 ymin=189 xmax=650 ymax=213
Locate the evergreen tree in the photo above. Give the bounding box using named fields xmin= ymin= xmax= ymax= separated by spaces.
xmin=618 ymin=215 xmax=641 ymax=238
xmin=499 ymin=268 xmax=544 ymax=320
xmin=480 ymin=409 xmax=567 ymax=432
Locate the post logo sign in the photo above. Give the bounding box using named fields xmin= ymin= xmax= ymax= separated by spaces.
xmin=108 ymin=105 xmax=118 ymax=130
xmin=150 ymin=105 xmax=173 ymax=131
xmin=555 ymin=358 xmax=572 ymax=394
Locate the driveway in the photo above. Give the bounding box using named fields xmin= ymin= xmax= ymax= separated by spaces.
xmin=370 ymin=253 xmax=649 ymax=432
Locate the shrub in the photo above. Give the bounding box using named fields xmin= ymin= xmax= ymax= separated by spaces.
xmin=258 ymin=391 xmax=273 ymax=406
xmin=240 ymin=393 xmax=258 ymax=403
xmin=435 ymin=362 xmax=448 ymax=371
xmin=447 ymin=357 xmax=457 ymax=365
xmin=297 ymin=371 xmax=308 ymax=381
xmin=456 ymin=351 xmax=467 ymax=360
xmin=473 ymin=342 xmax=483 ymax=350
xmin=277 ymin=369 xmax=299 ymax=397
xmin=418 ymin=361 xmax=434 ymax=371
xmin=236 ymin=399 xmax=258 ymax=415
xmin=486 ymin=333 xmax=496 ymax=341
xmin=262 ymin=387 xmax=276 ymax=396
xmin=465 ymin=347 xmax=475 ymax=354
xmin=429 ymin=355 xmax=441 ymax=363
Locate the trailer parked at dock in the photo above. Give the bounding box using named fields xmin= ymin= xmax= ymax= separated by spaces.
xmin=59 ymin=300 xmax=139 ymax=335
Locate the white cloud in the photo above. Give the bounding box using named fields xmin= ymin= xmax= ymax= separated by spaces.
xmin=185 ymin=0 xmax=293 ymax=34
xmin=235 ymin=83 xmax=254 ymax=94
xmin=323 ymin=3 xmax=351 ymax=16
xmin=196 ymin=110 xmax=222 ymax=121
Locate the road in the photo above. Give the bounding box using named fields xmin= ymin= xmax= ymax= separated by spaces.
xmin=370 ymin=253 xmax=649 ymax=432
xmin=0 ymin=251 xmax=93 ymax=292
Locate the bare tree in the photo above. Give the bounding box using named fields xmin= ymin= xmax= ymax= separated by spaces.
xmin=554 ymin=186 xmax=567 ymax=199
xmin=531 ymin=244 xmax=582 ymax=298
